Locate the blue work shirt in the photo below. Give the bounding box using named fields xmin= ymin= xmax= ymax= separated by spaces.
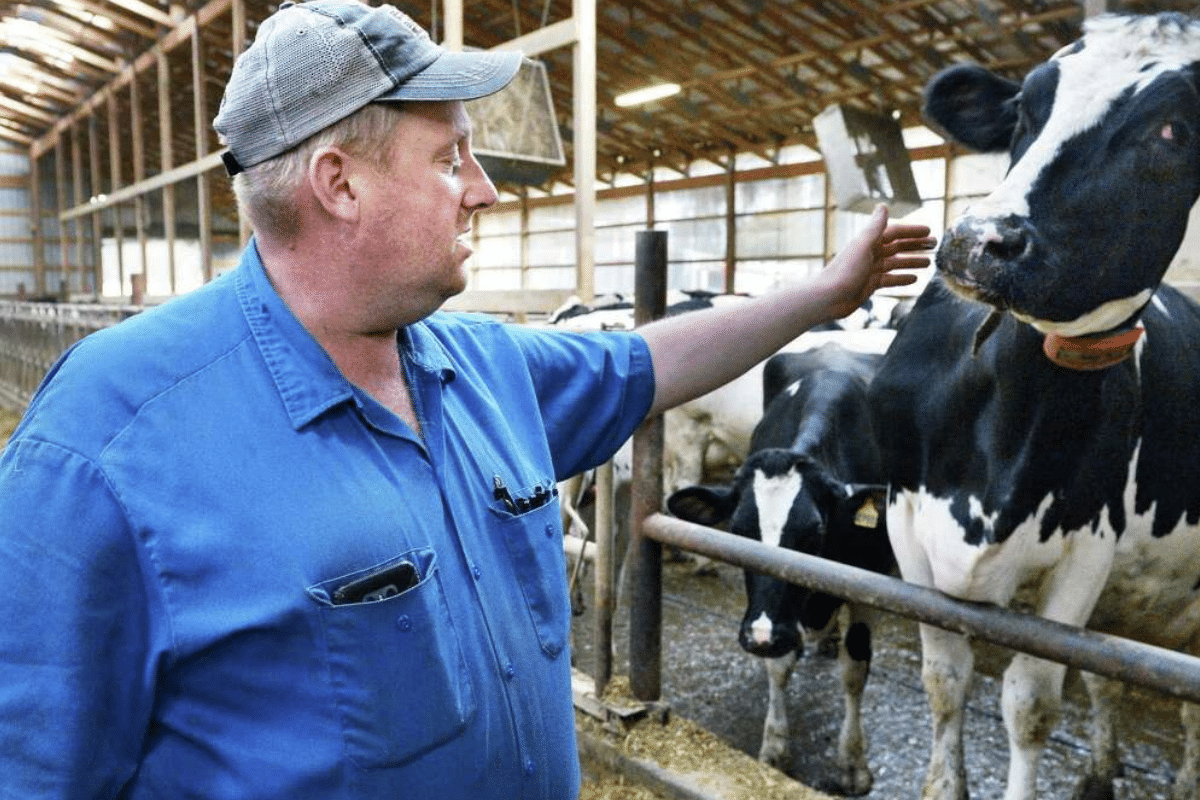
xmin=0 ymin=242 xmax=655 ymax=800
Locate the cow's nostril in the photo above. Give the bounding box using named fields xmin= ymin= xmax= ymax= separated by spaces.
xmin=979 ymin=217 xmax=1033 ymax=263
xmin=983 ymin=228 xmax=1030 ymax=262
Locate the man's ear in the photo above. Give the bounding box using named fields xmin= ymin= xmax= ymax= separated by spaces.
xmin=308 ymin=146 xmax=359 ymax=222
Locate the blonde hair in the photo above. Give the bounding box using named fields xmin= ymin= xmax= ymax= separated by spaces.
xmin=227 ymin=103 xmax=406 ymax=240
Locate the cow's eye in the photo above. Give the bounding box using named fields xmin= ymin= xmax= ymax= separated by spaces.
xmin=1159 ymin=120 xmax=1192 ymax=147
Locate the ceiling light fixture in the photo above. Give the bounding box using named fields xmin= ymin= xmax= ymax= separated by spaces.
xmin=614 ymin=82 xmax=681 ymax=108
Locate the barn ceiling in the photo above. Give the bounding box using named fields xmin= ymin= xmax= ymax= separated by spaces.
xmin=1 ymin=0 xmax=1196 ymax=198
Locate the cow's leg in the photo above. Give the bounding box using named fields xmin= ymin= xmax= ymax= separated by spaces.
xmin=759 ymin=651 xmax=798 ymax=769
xmin=1173 ymin=701 xmax=1200 ymax=800
xmin=1073 ymin=673 xmax=1124 ymax=800
xmin=887 ymin=494 xmax=971 ymax=800
xmin=1002 ymin=538 xmax=1112 ymax=800
xmin=835 ymin=604 xmax=875 ymax=795
xmin=920 ymin=623 xmax=974 ymax=800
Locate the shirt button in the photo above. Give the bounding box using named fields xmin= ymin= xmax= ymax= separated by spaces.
xmin=504 ymin=662 xmax=516 ymax=680
xmin=544 ymin=524 xmax=555 ymax=538
xmin=396 ymin=615 xmax=412 ymax=632
xmin=472 ymin=566 xmax=482 ymax=580
xmin=524 ymin=759 xmax=536 ymax=777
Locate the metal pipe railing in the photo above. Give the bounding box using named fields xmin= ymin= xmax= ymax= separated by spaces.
xmin=640 ymin=511 xmax=1200 ymax=704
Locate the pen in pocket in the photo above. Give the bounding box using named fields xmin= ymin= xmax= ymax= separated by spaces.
xmin=493 ymin=474 xmax=517 ymax=513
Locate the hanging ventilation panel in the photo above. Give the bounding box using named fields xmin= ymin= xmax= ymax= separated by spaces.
xmin=813 ymin=103 xmax=922 ymax=217
xmin=467 ymin=58 xmax=566 ymax=187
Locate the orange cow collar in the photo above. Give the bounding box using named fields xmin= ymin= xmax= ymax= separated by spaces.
xmin=1042 ymin=327 xmax=1144 ymax=371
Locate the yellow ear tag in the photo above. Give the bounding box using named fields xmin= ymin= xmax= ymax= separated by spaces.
xmin=854 ymin=497 xmax=880 ymax=529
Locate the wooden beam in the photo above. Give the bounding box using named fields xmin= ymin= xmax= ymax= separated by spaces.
xmin=491 ymin=18 xmax=576 ymax=56
xmin=55 ymin=134 xmax=68 ymax=296
xmin=0 ymin=95 xmax=59 ymax=126
xmin=192 ymin=23 xmax=213 ymax=283
xmin=156 ymin=47 xmax=177 ymax=293
xmin=100 ymin=0 xmax=175 ymax=27
xmin=70 ymin=122 xmax=84 ymax=290
xmin=30 ymin=0 xmax=234 ymax=158
xmin=573 ymin=0 xmax=596 ymax=303
xmin=107 ymin=90 xmax=125 ymax=292
xmin=30 ymin=148 xmax=45 ymax=295
xmin=89 ymin=114 xmax=103 ymax=294
xmin=130 ymin=69 xmax=149 ymax=286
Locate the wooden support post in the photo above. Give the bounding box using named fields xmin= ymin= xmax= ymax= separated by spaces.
xmin=131 ymin=72 xmax=149 ymax=286
xmin=108 ymin=93 xmax=126 ymax=295
xmin=157 ymin=49 xmax=177 ymax=294
xmin=573 ymin=0 xmax=597 ymax=302
xmin=54 ymin=135 xmax=69 ymax=296
xmin=29 ymin=151 xmax=44 ymax=296
xmin=724 ymin=149 xmax=736 ymax=293
xmin=88 ymin=115 xmax=103 ymax=296
xmin=70 ymin=123 xmax=84 ymax=294
xmin=192 ymin=24 xmax=213 ymax=283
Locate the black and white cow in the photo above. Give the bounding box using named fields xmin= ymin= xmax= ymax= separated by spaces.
xmin=869 ymin=13 xmax=1200 ymax=800
xmin=669 ymin=343 xmax=893 ymax=795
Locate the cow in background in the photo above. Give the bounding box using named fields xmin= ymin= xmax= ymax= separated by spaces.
xmin=869 ymin=14 xmax=1200 ymax=800
xmin=552 ymin=290 xmax=899 ymax=559
xmin=669 ymin=343 xmax=893 ymax=795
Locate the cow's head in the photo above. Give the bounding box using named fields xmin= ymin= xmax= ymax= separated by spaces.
xmin=925 ymin=13 xmax=1200 ymax=355
xmin=666 ymin=449 xmax=885 ymax=658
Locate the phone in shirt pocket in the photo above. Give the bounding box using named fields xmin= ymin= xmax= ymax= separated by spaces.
xmin=307 ymin=548 xmax=476 ymax=769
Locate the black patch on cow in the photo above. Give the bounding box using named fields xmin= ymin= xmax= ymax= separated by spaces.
xmin=1017 ymin=68 xmax=1200 ymax=324
xmin=845 ymin=622 xmax=872 ymax=663
xmin=870 ymin=281 xmax=1146 ymax=546
xmin=923 ymin=64 xmax=1021 ymax=152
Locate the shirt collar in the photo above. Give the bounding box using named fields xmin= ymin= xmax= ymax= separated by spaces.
xmin=234 ymin=241 xmax=455 ymax=429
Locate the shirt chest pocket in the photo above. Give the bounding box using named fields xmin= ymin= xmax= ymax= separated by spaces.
xmin=493 ymin=501 xmax=570 ymax=658
xmin=307 ymin=548 xmax=476 ymax=770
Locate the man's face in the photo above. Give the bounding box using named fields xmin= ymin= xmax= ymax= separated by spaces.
xmin=354 ymin=101 xmax=498 ymax=324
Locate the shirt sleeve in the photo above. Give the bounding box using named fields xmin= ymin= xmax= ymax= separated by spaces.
xmin=503 ymin=325 xmax=656 ymax=480
xmin=0 ymin=438 xmax=157 ymax=799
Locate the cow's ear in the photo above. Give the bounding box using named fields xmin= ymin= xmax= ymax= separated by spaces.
xmin=666 ymin=485 xmax=735 ymax=528
xmin=923 ymin=64 xmax=1021 ymax=153
xmin=841 ymin=484 xmax=888 ymax=530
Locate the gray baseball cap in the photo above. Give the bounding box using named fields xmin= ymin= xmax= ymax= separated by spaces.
xmin=213 ymin=0 xmax=523 ymax=175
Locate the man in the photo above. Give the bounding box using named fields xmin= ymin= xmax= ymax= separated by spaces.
xmin=0 ymin=2 xmax=931 ymax=798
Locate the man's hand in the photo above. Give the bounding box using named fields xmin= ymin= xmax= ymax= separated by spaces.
xmin=818 ymin=204 xmax=935 ymax=321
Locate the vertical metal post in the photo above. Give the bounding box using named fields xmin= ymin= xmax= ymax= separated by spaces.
xmin=592 ymin=458 xmax=614 ymax=696
xmin=628 ymin=229 xmax=667 ymax=701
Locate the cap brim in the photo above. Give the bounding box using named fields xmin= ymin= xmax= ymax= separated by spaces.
xmin=380 ymin=49 xmax=524 ymax=102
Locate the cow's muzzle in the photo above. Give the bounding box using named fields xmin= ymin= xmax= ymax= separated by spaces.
xmin=937 ymin=214 xmax=1037 ymax=309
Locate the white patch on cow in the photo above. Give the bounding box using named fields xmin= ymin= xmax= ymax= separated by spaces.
xmin=888 ymin=488 xmax=1064 ymax=603
xmin=891 ymin=438 xmax=1200 ymax=650
xmin=972 ymin=16 xmax=1200 ymax=223
xmin=1151 ymin=292 xmax=1171 ymax=319
xmin=1012 ymin=288 xmax=1153 ymax=337
xmin=784 ymin=379 xmax=803 ymax=397
xmin=749 ymin=611 xmax=774 ymax=645
xmin=753 ymin=467 xmax=803 ymax=550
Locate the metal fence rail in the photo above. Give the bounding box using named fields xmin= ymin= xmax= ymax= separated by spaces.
xmin=620 ymin=225 xmax=1200 ymax=711
xmin=638 ymin=512 xmax=1200 ymax=705
xmin=0 ymin=301 xmax=138 ymax=410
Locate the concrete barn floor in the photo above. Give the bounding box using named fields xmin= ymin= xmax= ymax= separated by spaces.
xmin=570 ymin=554 xmax=1186 ymax=800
